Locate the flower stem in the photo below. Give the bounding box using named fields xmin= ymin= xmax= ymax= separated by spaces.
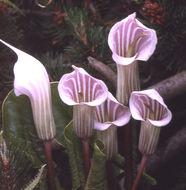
xmin=44 ymin=140 xmax=56 ymax=190
xmin=124 ymin=122 xmax=133 ymax=190
xmin=131 ymin=155 xmax=148 ymax=190
xmin=106 ymin=161 xmax=115 ymax=190
xmin=116 ymin=62 xmax=140 ymax=190
xmin=82 ymin=139 xmax=91 ymax=178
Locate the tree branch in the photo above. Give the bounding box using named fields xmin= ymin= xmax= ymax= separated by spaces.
xmin=87 ymin=56 xmax=186 ymax=100
xmin=87 ymin=56 xmax=117 ymax=89
xmin=147 ymin=71 xmax=186 ymax=100
xmin=146 ymin=127 xmax=186 ymax=175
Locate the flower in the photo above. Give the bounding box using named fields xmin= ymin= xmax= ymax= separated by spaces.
xmin=95 ymin=92 xmax=131 ymax=159
xmin=129 ymin=89 xmax=172 ymax=155
xmin=58 ymin=65 xmax=108 ymax=139
xmin=108 ymin=12 xmax=157 ymax=65
xmin=108 ymin=12 xmax=157 ymax=105
xmin=0 ymin=40 xmax=56 ymax=140
xmin=94 ymin=92 xmax=131 ymax=130
xmin=129 ymin=89 xmax=172 ymax=126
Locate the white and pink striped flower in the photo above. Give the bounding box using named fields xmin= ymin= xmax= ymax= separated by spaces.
xmin=108 ymin=12 xmax=157 ymax=65
xmin=95 ymin=92 xmax=131 ymax=159
xmin=129 ymin=89 xmax=172 ymax=126
xmin=0 ymin=40 xmax=56 ymax=140
xmin=94 ymin=92 xmax=131 ymax=131
xmin=129 ymin=89 xmax=172 ymax=155
xmin=108 ymin=13 xmax=157 ymax=105
xmin=58 ymin=65 xmax=108 ymax=139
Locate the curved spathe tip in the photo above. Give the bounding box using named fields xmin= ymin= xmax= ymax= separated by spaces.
xmin=0 ymin=39 xmax=56 ymax=140
xmin=58 ymin=65 xmax=108 ymax=107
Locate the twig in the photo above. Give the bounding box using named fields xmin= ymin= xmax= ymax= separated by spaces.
xmin=87 ymin=56 xmax=117 ymax=88
xmin=87 ymin=56 xmax=186 ymax=100
xmin=147 ymin=71 xmax=186 ymax=100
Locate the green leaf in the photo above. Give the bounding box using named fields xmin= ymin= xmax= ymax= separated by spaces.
xmin=23 ymin=164 xmax=46 ymax=190
xmin=114 ymin=154 xmax=125 ymax=170
xmin=85 ymin=141 xmax=125 ymax=190
xmin=2 ymin=82 xmax=72 ymax=160
xmin=112 ymin=154 xmax=125 ymax=178
xmin=64 ymin=122 xmax=125 ymax=190
xmin=85 ymin=140 xmax=108 ymax=190
xmin=64 ymin=121 xmax=86 ymax=190
xmin=51 ymin=82 xmax=72 ymax=147
xmin=142 ymin=171 xmax=157 ymax=186
xmin=2 ymin=89 xmax=44 ymax=166
xmin=2 ymin=82 xmax=72 ymax=189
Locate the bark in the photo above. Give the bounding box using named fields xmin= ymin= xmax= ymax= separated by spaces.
xmin=146 ymin=127 xmax=186 ymax=175
xmin=147 ymin=71 xmax=186 ymax=100
xmin=87 ymin=57 xmax=117 ymax=89
xmin=87 ymin=56 xmax=186 ymax=100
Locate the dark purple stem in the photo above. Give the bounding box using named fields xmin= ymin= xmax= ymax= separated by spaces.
xmin=131 ymin=155 xmax=148 ymax=190
xmin=106 ymin=161 xmax=115 ymax=190
xmin=124 ymin=123 xmax=133 ymax=190
xmin=82 ymin=139 xmax=91 ymax=178
xmin=44 ymin=140 xmax=56 ymax=190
